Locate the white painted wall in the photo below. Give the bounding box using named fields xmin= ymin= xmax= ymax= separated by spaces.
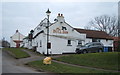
xmin=84 ymin=38 xmax=92 ymax=44
xmin=101 ymin=39 xmax=113 ymax=47
xmin=36 ymin=33 xmax=47 ymax=54
xmin=50 ymin=36 xmax=78 ymax=54
xmin=23 ymin=39 xmax=29 ymax=48
xmin=10 ymin=37 xmax=16 ymax=47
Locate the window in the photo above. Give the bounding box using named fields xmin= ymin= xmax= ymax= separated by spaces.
xmin=92 ymin=38 xmax=100 ymax=42
xmin=40 ymin=40 xmax=42 ymax=47
xmin=78 ymin=40 xmax=82 ymax=46
xmin=106 ymin=39 xmax=108 ymax=41
xmin=47 ymin=42 xmax=51 ymax=49
xmin=36 ymin=42 xmax=38 ymax=47
xmin=92 ymin=39 xmax=97 ymax=42
xmin=67 ymin=40 xmax=72 ymax=46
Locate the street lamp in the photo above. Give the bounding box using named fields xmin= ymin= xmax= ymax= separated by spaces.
xmin=46 ymin=9 xmax=51 ymax=56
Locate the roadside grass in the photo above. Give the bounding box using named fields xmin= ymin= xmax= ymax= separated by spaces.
xmin=26 ymin=60 xmax=113 ymax=73
xmin=3 ymin=48 xmax=30 ymax=59
xmin=53 ymin=52 xmax=119 ymax=71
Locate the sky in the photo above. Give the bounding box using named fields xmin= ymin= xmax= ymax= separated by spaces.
xmin=0 ymin=0 xmax=119 ymax=42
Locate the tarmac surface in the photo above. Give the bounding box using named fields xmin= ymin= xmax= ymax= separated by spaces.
xmin=0 ymin=49 xmax=2 ymax=74
xmin=2 ymin=50 xmax=41 ymax=73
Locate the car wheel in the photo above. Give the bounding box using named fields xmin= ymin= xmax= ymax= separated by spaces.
xmin=76 ymin=50 xmax=80 ymax=54
xmin=83 ymin=50 xmax=88 ymax=54
xmin=98 ymin=49 xmax=102 ymax=52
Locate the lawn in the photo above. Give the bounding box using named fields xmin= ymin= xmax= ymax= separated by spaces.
xmin=3 ymin=48 xmax=30 ymax=59
xmin=54 ymin=52 xmax=119 ymax=71
xmin=27 ymin=60 xmax=113 ymax=73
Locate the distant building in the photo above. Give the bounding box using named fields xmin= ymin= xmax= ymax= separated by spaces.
xmin=10 ymin=30 xmax=25 ymax=48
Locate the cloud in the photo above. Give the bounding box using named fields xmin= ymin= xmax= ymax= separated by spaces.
xmin=1 ymin=0 xmax=119 ymax=2
xmin=2 ymin=2 xmax=118 ymax=41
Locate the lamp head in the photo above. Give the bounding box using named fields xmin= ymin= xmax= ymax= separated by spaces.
xmin=46 ymin=9 xmax=51 ymax=16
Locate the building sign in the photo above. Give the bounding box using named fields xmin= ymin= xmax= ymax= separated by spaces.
xmin=53 ymin=26 xmax=68 ymax=34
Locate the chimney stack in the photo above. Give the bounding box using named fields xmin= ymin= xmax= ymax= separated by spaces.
xmin=57 ymin=13 xmax=65 ymax=22
xmin=16 ymin=30 xmax=18 ymax=33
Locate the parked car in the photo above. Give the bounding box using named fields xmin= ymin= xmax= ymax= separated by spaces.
xmin=76 ymin=42 xmax=104 ymax=54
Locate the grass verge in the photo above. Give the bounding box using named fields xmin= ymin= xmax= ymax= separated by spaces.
xmin=26 ymin=60 xmax=115 ymax=73
xmin=25 ymin=48 xmax=44 ymax=56
xmin=53 ymin=52 xmax=119 ymax=71
xmin=3 ymin=48 xmax=30 ymax=59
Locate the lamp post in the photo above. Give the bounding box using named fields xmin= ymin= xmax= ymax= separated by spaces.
xmin=46 ymin=9 xmax=51 ymax=56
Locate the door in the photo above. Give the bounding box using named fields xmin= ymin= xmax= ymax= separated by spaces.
xmin=16 ymin=43 xmax=20 ymax=48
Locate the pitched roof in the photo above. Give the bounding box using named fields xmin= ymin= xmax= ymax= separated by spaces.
xmin=113 ymin=37 xmax=120 ymax=41
xmin=74 ymin=28 xmax=113 ymax=40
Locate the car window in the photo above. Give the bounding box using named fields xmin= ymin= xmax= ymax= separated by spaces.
xmin=84 ymin=43 xmax=90 ymax=47
xmin=96 ymin=43 xmax=101 ymax=45
xmin=95 ymin=43 xmax=103 ymax=46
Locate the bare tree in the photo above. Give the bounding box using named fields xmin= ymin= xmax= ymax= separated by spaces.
xmin=85 ymin=15 xmax=118 ymax=37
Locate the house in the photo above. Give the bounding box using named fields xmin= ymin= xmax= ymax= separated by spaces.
xmin=23 ymin=13 xmax=114 ymax=54
xmin=75 ymin=28 xmax=114 ymax=51
xmin=10 ymin=30 xmax=25 ymax=48
xmin=31 ymin=13 xmax=86 ymax=54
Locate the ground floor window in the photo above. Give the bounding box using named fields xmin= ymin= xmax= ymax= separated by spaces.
xmin=78 ymin=40 xmax=82 ymax=46
xmin=92 ymin=38 xmax=100 ymax=42
xmin=67 ymin=40 xmax=72 ymax=46
xmin=40 ymin=40 xmax=42 ymax=47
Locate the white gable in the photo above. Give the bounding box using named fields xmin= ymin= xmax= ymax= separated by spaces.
xmin=49 ymin=14 xmax=86 ymax=40
xmin=33 ymin=18 xmax=51 ymax=38
xmin=11 ymin=30 xmax=25 ymax=41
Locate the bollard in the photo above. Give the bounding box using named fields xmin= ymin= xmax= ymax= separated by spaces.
xmin=43 ymin=57 xmax=52 ymax=65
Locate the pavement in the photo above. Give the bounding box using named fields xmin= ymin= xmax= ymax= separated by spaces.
xmin=18 ymin=49 xmax=45 ymax=64
xmin=2 ymin=50 xmax=41 ymax=73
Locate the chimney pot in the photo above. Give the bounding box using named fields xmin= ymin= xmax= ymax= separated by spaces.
xmin=61 ymin=14 xmax=63 ymax=16
xmin=58 ymin=13 xmax=60 ymax=16
xmin=16 ymin=30 xmax=18 ymax=33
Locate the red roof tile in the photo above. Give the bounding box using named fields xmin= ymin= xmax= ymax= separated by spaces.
xmin=74 ymin=28 xmax=113 ymax=40
xmin=113 ymin=37 xmax=120 ymax=41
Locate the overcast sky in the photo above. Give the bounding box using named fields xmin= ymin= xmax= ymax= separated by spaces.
xmin=1 ymin=0 xmax=119 ymax=42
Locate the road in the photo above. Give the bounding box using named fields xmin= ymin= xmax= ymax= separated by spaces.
xmin=0 ymin=49 xmax=2 ymax=74
xmin=2 ymin=50 xmax=40 ymax=73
